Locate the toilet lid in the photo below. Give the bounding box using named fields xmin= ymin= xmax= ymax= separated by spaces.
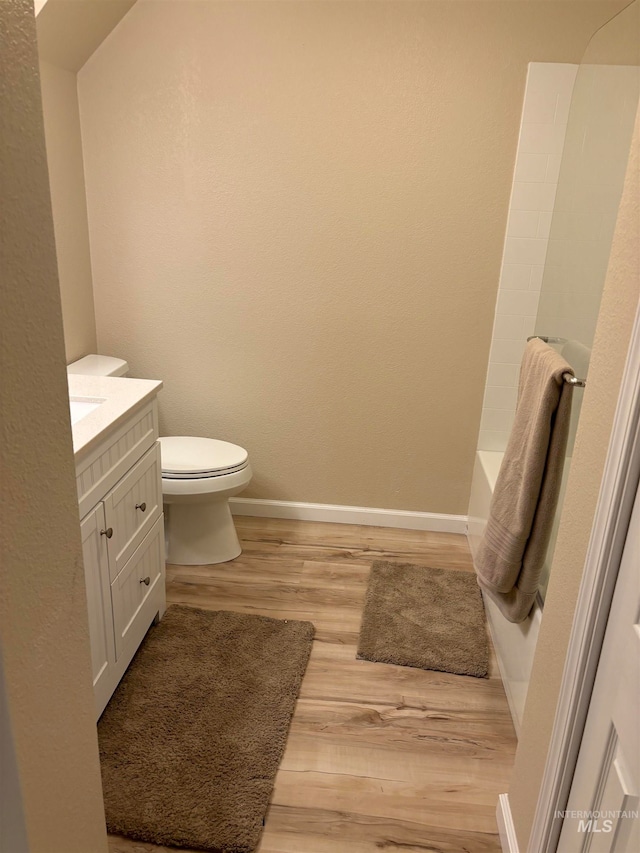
xmin=160 ymin=436 xmax=249 ymax=478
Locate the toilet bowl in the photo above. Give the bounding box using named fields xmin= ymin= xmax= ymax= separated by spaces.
xmin=67 ymin=355 xmax=252 ymax=566
xmin=160 ymin=436 xmax=252 ymax=565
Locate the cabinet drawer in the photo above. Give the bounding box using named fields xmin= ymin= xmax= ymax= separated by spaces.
xmin=104 ymin=442 xmax=162 ymax=582
xmin=111 ymin=516 xmax=164 ymax=660
xmin=76 ymin=400 xmax=158 ymax=520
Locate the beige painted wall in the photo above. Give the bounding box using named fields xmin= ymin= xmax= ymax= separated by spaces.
xmin=37 ymin=0 xmax=136 ymax=72
xmin=39 ymin=59 xmax=97 ymax=363
xmin=0 ymin=2 xmax=107 ymax=850
xmin=78 ymin=0 xmax=623 ymax=514
xmin=509 ymin=105 xmax=640 ymax=850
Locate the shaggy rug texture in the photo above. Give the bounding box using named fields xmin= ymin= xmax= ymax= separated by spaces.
xmin=357 ymin=561 xmax=489 ymax=678
xmin=98 ymin=604 xmax=314 ymax=852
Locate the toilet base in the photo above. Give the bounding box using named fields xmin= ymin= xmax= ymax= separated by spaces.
xmin=165 ymin=499 xmax=241 ymax=565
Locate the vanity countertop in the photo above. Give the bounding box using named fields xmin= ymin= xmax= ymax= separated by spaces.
xmin=69 ymin=374 xmax=163 ymax=460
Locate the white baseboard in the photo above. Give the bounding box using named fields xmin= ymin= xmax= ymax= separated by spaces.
xmin=497 ymin=793 xmax=520 ymax=853
xmin=229 ymin=498 xmax=468 ymax=534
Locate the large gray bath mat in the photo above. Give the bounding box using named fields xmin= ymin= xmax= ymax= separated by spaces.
xmin=98 ymin=604 xmax=314 ymax=852
xmin=357 ymin=561 xmax=489 ymax=678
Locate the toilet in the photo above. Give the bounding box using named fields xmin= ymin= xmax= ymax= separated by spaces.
xmin=67 ymin=354 xmax=252 ymax=565
xmin=159 ymin=436 xmax=251 ymax=565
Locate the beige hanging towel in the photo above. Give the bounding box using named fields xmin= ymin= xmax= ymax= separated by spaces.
xmin=475 ymin=338 xmax=574 ymax=623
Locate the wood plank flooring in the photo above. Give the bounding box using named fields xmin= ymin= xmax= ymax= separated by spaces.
xmin=107 ymin=517 xmax=517 ymax=853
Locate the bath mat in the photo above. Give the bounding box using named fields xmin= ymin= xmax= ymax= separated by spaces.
xmin=357 ymin=561 xmax=489 ymax=678
xmin=98 ymin=604 xmax=314 ymax=853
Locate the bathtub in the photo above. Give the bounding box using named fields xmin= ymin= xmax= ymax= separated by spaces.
xmin=468 ymin=450 xmax=542 ymax=737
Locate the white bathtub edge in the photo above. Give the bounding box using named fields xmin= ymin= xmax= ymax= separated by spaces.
xmin=468 ymin=449 xmax=542 ymax=737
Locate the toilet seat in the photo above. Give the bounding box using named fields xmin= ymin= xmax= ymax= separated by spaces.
xmin=160 ymin=436 xmax=249 ymax=480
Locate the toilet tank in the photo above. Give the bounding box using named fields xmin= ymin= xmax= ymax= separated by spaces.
xmin=66 ymin=354 xmax=129 ymax=377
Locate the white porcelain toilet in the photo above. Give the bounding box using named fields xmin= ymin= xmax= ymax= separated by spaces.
xmin=67 ymin=354 xmax=252 ymax=565
xmin=159 ymin=436 xmax=252 ymax=565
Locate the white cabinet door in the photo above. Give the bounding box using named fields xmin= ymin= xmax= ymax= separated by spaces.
xmin=111 ymin=516 xmax=165 ymax=660
xmin=558 ymin=481 xmax=640 ymax=852
xmin=80 ymin=505 xmax=116 ymax=717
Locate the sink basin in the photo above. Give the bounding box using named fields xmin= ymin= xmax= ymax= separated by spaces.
xmin=69 ymin=397 xmax=105 ymax=425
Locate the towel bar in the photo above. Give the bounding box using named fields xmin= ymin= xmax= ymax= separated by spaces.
xmin=527 ymin=335 xmax=587 ymax=387
xmin=527 ymin=335 xmax=567 ymax=344
xmin=563 ymin=374 xmax=586 ymax=387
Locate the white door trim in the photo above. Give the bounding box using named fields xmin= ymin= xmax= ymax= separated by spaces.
xmin=528 ymin=301 xmax=640 ymax=852
xmin=498 ymin=794 xmax=521 ymax=853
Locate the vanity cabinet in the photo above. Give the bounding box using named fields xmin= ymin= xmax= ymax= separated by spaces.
xmin=76 ymin=398 xmax=166 ymax=719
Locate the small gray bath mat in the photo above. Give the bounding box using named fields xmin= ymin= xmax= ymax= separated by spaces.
xmin=357 ymin=561 xmax=489 ymax=678
xmin=98 ymin=604 xmax=314 ymax=852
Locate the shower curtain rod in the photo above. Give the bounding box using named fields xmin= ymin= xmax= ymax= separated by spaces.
xmin=527 ymin=335 xmax=587 ymax=387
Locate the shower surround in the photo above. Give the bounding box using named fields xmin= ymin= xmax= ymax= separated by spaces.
xmin=478 ymin=63 xmax=578 ymax=455
xmin=469 ymin=63 xmax=577 ymax=734
xmin=470 ymin=58 xmax=640 ymax=735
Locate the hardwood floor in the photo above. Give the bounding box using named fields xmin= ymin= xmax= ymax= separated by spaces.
xmin=107 ymin=517 xmax=517 ymax=853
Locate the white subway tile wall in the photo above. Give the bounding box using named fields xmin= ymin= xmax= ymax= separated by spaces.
xmin=478 ymin=63 xmax=577 ymax=452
